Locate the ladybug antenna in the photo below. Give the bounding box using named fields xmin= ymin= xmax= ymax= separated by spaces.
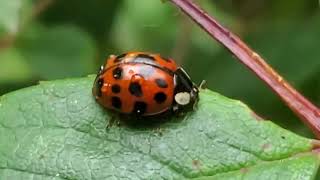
xmin=198 ymin=80 xmax=206 ymax=90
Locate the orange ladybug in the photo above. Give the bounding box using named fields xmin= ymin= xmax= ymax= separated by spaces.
xmin=92 ymin=51 xmax=199 ymax=116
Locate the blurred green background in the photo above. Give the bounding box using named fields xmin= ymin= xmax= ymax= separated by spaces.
xmin=0 ymin=0 xmax=319 ymax=137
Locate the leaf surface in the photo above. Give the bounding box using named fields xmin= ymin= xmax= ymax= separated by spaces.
xmin=0 ymin=76 xmax=319 ymax=179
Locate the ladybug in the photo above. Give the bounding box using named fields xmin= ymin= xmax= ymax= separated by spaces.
xmin=92 ymin=51 xmax=199 ymax=117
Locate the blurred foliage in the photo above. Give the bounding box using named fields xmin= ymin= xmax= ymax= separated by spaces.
xmin=0 ymin=0 xmax=319 ymax=138
xmin=16 ymin=24 xmax=96 ymax=79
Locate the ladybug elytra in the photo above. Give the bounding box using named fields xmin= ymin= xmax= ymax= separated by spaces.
xmin=92 ymin=51 xmax=199 ymax=117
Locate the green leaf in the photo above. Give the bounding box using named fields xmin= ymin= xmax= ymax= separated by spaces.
xmin=0 ymin=76 xmax=319 ymax=179
xmin=15 ymin=24 xmax=97 ymax=79
xmin=197 ymin=154 xmax=320 ymax=180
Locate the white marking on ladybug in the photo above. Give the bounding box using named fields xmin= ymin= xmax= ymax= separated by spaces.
xmin=175 ymin=92 xmax=191 ymax=105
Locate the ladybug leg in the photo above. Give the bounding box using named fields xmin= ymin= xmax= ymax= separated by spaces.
xmin=106 ymin=115 xmax=116 ymax=129
xmin=190 ymin=80 xmax=204 ymax=110
xmin=171 ymin=103 xmax=186 ymax=117
xmin=154 ymin=127 xmax=164 ymax=137
xmin=172 ymin=104 xmax=179 ymax=113
xmin=106 ymin=114 xmax=121 ymax=129
xmin=192 ymin=95 xmax=199 ymax=110
xmin=172 ymin=104 xmax=180 ymax=116
xmin=190 ymin=87 xmax=200 ymax=110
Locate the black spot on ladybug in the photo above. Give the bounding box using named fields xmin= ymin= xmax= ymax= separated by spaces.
xmin=154 ymin=92 xmax=167 ymax=104
xmin=114 ymin=53 xmax=127 ymax=62
xmin=129 ymin=82 xmax=143 ymax=97
xmin=111 ymin=96 xmax=122 ymax=109
xmin=161 ymin=56 xmax=171 ymax=62
xmin=155 ymin=78 xmax=168 ymax=88
xmin=133 ymin=101 xmax=147 ymax=115
xmin=113 ymin=67 xmax=122 ymax=79
xmin=95 ymin=78 xmax=103 ymax=97
xmin=132 ymin=54 xmax=158 ymax=66
xmin=136 ymin=54 xmax=155 ymax=61
xmin=111 ymin=84 xmax=121 ymax=94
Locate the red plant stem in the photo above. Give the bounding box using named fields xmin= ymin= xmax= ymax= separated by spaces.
xmin=170 ymin=0 xmax=320 ymax=138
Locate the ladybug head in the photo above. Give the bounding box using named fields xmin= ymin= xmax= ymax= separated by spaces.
xmin=173 ymin=68 xmax=199 ymax=113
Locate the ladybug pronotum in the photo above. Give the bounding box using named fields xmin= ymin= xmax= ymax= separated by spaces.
xmin=92 ymin=51 xmax=199 ymax=117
